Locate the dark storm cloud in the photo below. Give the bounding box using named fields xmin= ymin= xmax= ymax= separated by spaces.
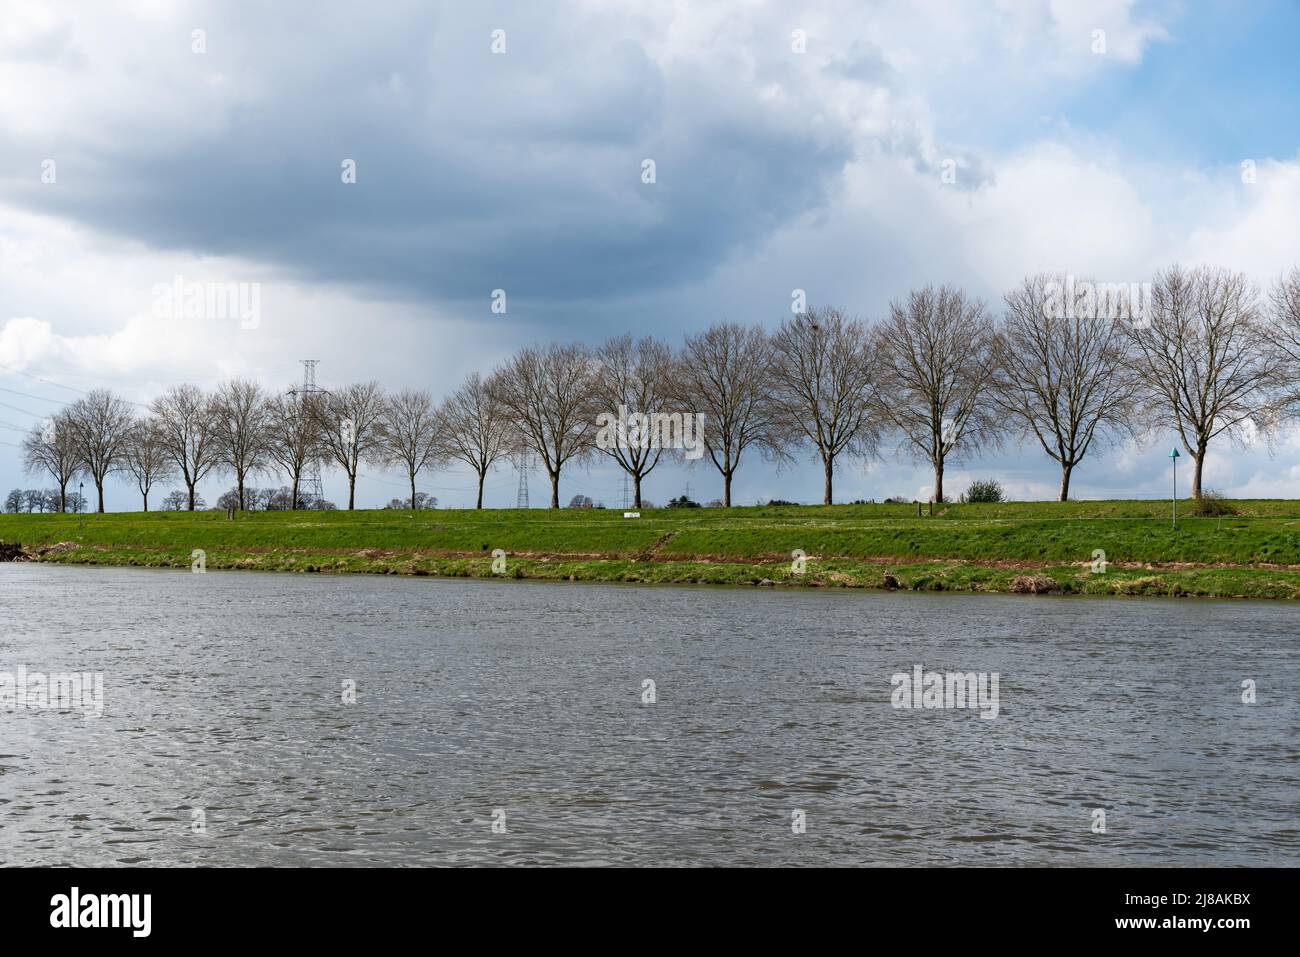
xmin=0 ymin=0 xmax=860 ymax=308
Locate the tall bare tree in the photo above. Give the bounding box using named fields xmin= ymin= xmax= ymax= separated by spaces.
xmin=21 ymin=411 xmax=78 ymax=512
xmin=319 ymin=381 xmax=386 ymax=510
xmin=769 ymin=307 xmax=882 ymax=505
xmin=1267 ymin=267 xmax=1300 ymax=413
xmin=63 ymin=389 xmax=136 ymax=512
xmin=439 ymin=372 xmax=510 ymax=509
xmin=1125 ymin=265 xmax=1284 ymax=498
xmin=265 ymin=391 xmax=323 ymax=509
xmin=152 ymin=384 xmax=219 ymax=511
xmin=490 ymin=343 xmax=596 ymax=509
xmin=590 ymin=335 xmax=676 ymax=509
xmin=122 ymin=418 xmax=176 ymax=511
xmin=672 ymin=322 xmax=783 ymax=506
xmin=377 ymin=388 xmax=441 ymax=510
xmin=877 ymin=285 xmax=1001 ymax=504
xmin=211 ymin=379 xmax=272 ymax=510
xmin=995 ymin=274 xmax=1139 ymax=500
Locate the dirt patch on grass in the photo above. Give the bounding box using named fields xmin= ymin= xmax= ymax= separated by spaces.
xmin=34 ymin=541 xmax=81 ymax=557
xmin=1008 ymin=574 xmax=1060 ymax=594
xmin=633 ymin=532 xmax=678 ymax=563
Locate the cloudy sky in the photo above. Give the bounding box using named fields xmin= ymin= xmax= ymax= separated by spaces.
xmin=2 ymin=0 xmax=1299 ymax=509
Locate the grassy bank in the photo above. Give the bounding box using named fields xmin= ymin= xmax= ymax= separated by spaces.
xmin=5 ymin=500 xmax=1300 ymax=599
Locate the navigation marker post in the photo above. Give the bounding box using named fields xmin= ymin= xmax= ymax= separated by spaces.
xmin=1170 ymin=447 xmax=1180 ymax=529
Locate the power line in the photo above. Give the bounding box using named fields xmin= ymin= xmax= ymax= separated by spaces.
xmin=0 ymin=360 xmax=92 ymax=396
xmin=0 ymin=398 xmax=51 ymax=419
xmin=0 ymin=358 xmax=150 ymax=403
xmin=0 ymin=385 xmax=66 ymax=405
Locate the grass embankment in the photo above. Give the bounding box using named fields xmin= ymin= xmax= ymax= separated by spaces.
xmin=4 ymin=500 xmax=1300 ymax=599
xmin=7 ymin=501 xmax=1300 ymax=598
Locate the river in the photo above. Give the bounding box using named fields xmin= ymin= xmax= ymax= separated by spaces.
xmin=1 ymin=564 xmax=1295 ymax=866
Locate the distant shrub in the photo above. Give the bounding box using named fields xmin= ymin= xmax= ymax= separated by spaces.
xmin=705 ymin=499 xmax=725 ymax=508
xmin=666 ymin=495 xmax=700 ymax=508
xmin=849 ymin=498 xmax=875 ymax=505
xmin=963 ymin=479 xmax=1004 ymax=504
xmin=766 ymin=498 xmax=798 ymax=507
xmin=1190 ymin=489 xmax=1237 ymax=516
xmin=884 ymin=496 xmax=911 ymax=504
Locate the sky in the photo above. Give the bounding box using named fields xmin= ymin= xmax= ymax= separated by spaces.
xmin=2 ymin=0 xmax=1299 ymax=509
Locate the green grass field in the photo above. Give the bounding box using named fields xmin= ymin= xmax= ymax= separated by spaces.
xmin=5 ymin=500 xmax=1300 ymax=599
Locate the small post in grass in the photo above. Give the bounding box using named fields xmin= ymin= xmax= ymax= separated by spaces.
xmin=1169 ymin=446 xmax=1180 ymax=529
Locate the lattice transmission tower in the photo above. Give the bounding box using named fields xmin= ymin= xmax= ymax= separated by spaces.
xmin=515 ymin=451 xmax=530 ymax=509
xmin=287 ymin=359 xmax=329 ymax=508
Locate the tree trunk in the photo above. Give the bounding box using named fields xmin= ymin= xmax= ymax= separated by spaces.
xmin=1192 ymin=442 xmax=1207 ymax=499
xmin=348 ymin=473 xmax=356 ymax=510
xmin=933 ymin=460 xmax=944 ymax=505
xmin=142 ymin=490 xmax=149 ymax=512
xmin=550 ymin=470 xmax=560 ymax=509
xmin=1059 ymin=462 xmax=1073 ymax=502
xmin=96 ymin=480 xmax=105 ymax=513
xmin=723 ymin=470 xmax=733 ymax=507
xmin=476 ymin=471 xmax=485 ymax=509
xmin=188 ymin=483 xmax=197 ymax=511
xmin=410 ymin=474 xmax=417 ymax=511
xmin=59 ymin=485 xmax=67 ymax=513
xmin=634 ymin=474 xmax=642 ymax=510
xmin=237 ymin=477 xmax=245 ymax=511
xmin=823 ymin=454 xmax=834 ymax=506
xmin=292 ymin=475 xmax=300 ymax=510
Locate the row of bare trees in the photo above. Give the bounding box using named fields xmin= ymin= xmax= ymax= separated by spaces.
xmin=491 ymin=265 xmax=1300 ymax=507
xmin=19 ymin=265 xmax=1300 ymax=511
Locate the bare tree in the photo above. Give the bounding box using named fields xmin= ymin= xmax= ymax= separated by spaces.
xmin=1267 ymin=267 xmax=1300 ymax=413
xmin=161 ymin=489 xmax=193 ymax=511
xmin=439 ymin=372 xmax=510 ymax=509
xmin=377 ymin=388 xmax=441 ymax=510
xmin=877 ymin=285 xmax=1001 ymax=504
xmin=265 ymin=391 xmax=323 ymax=509
xmin=318 ymin=381 xmax=386 ymax=510
xmin=122 ymin=418 xmax=176 ymax=511
xmin=211 ymin=379 xmax=272 ymax=510
xmin=995 ymin=274 xmax=1139 ymax=500
xmin=769 ymin=307 xmax=882 ymax=505
xmin=21 ymin=411 xmax=78 ymax=512
xmin=490 ymin=344 xmax=596 ymax=509
xmin=590 ymin=335 xmax=676 ymax=509
xmin=672 ymin=322 xmax=783 ymax=507
xmin=151 ymin=384 xmax=220 ymax=510
xmin=63 ymin=389 xmax=136 ymax=512
xmin=1125 ymin=265 xmax=1284 ymax=498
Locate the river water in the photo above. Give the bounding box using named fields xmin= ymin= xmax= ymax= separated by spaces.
xmin=0 ymin=564 xmax=1295 ymax=866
